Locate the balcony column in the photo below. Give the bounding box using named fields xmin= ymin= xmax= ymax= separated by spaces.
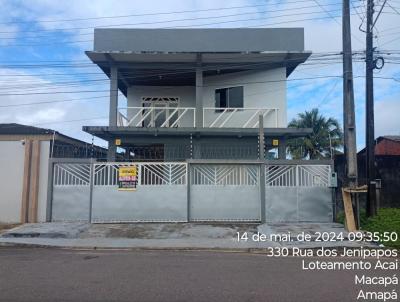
xmin=108 ymin=65 xmax=118 ymax=161
xmin=278 ymin=136 xmax=287 ymax=160
xmin=195 ymin=53 xmax=203 ymax=128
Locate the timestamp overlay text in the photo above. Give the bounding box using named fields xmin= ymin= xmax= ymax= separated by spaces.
xmin=236 ymin=231 xmax=399 ymax=301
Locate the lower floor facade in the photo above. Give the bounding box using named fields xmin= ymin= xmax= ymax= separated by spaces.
xmin=83 ymin=126 xmax=312 ymax=162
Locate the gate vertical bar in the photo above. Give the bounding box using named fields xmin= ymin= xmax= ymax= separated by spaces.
xmin=260 ymin=162 xmax=266 ymax=223
xmin=88 ymin=160 xmax=94 ymax=223
xmin=187 ymin=162 xmax=191 ymax=222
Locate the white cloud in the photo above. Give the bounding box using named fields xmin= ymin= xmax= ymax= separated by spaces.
xmin=375 ymin=96 xmax=400 ymax=137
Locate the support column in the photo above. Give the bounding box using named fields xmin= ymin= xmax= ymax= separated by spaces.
xmin=278 ymin=137 xmax=287 ymax=159
xmin=195 ymin=53 xmax=203 ymax=129
xmin=28 ymin=140 xmax=40 ymax=223
xmin=258 ymin=115 xmax=265 ymax=160
xmin=108 ymin=65 xmax=118 ymax=161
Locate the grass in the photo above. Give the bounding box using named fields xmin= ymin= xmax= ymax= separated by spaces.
xmin=337 ymin=208 xmax=400 ymax=248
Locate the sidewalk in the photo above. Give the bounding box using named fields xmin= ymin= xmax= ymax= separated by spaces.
xmin=0 ymin=222 xmax=377 ymax=250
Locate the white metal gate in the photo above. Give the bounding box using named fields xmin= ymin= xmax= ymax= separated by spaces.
xmin=91 ymin=162 xmax=188 ymax=222
xmin=265 ymin=164 xmax=333 ymax=222
xmin=189 ymin=164 xmax=261 ymax=221
xmin=50 ymin=161 xmax=333 ymax=223
xmin=51 ymin=163 xmax=91 ymax=221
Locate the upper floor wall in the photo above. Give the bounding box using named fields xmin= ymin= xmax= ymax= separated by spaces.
xmin=125 ymin=68 xmax=287 ymax=128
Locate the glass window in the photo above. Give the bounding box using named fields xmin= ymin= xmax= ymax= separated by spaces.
xmin=215 ymin=86 xmax=243 ymax=109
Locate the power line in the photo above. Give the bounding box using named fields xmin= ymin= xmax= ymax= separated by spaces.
xmin=313 ymin=0 xmax=364 ymax=44
xmin=1 ymin=74 xmax=398 ymax=97
xmin=0 ymin=13 xmax=361 ymax=47
xmin=0 ymin=3 xmax=347 ymax=37
xmin=0 ymin=95 xmax=109 ymax=108
xmin=0 ymin=0 xmax=319 ymax=25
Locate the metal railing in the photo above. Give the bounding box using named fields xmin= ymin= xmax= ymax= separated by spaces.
xmin=191 ymin=165 xmax=259 ymax=186
xmin=117 ymin=106 xmax=279 ymax=128
xmin=53 ymin=163 xmax=91 ymax=186
xmin=203 ymin=107 xmax=279 ymax=128
xmin=266 ymin=164 xmax=331 ymax=187
xmin=118 ymin=107 xmax=195 ymax=128
xmin=93 ymin=162 xmax=187 ymax=186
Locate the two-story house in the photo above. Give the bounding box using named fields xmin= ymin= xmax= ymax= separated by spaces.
xmin=83 ymin=28 xmax=312 ymax=161
xmin=46 ymin=28 xmax=335 ymax=223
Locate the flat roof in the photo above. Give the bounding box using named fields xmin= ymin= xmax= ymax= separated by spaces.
xmin=93 ymin=28 xmax=306 ymax=53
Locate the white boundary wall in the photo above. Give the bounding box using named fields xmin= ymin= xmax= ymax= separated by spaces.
xmin=0 ymin=140 xmax=50 ymax=223
xmin=0 ymin=141 xmax=25 ymax=223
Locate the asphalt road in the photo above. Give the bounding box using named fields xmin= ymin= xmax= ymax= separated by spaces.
xmin=0 ymin=247 xmax=395 ymax=302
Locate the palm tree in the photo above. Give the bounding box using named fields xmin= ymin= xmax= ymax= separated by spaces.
xmin=287 ymin=108 xmax=343 ymax=159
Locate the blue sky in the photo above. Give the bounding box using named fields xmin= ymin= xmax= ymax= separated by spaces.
xmin=0 ymin=0 xmax=399 ymax=149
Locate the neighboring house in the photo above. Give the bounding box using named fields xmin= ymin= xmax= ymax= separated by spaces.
xmin=358 ymin=136 xmax=400 ymax=156
xmin=83 ymin=28 xmax=312 ymax=161
xmin=0 ymin=123 xmax=107 ymax=223
xmin=335 ymin=135 xmax=400 ymax=209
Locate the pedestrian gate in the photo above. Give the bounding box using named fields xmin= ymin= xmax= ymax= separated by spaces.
xmin=49 ymin=160 xmax=333 ymax=223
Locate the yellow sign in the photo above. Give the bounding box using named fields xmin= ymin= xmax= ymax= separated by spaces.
xmin=118 ymin=166 xmax=137 ymax=191
xmin=272 ymin=139 xmax=279 ymax=146
xmin=115 ymin=138 xmax=121 ymax=146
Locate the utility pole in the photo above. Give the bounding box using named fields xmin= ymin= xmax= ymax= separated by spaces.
xmin=342 ymin=0 xmax=358 ymax=191
xmin=342 ymin=0 xmax=359 ymax=227
xmin=365 ymin=0 xmax=377 ymax=217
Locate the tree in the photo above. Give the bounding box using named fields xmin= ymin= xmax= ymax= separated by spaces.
xmin=287 ymin=108 xmax=343 ymax=159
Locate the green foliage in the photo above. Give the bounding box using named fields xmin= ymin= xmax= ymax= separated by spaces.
xmin=337 ymin=208 xmax=400 ymax=248
xmin=287 ymin=108 xmax=343 ymax=159
xmin=362 ymin=208 xmax=400 ymax=248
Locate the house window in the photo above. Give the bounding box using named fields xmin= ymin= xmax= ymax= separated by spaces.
xmin=215 ymin=86 xmax=243 ymax=109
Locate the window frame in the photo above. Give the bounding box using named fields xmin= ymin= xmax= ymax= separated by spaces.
xmin=214 ymin=86 xmax=244 ymax=112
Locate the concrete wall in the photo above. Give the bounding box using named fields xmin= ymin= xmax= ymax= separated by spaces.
xmin=0 ymin=141 xmax=25 ymax=223
xmin=0 ymin=140 xmax=50 ymax=223
xmin=127 ymin=68 xmax=287 ymax=127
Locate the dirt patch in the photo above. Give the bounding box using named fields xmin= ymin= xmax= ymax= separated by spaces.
xmin=106 ymin=225 xmax=156 ymax=239
xmin=0 ymin=224 xmax=21 ymax=234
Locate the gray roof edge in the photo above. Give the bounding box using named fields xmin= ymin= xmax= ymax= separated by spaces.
xmin=93 ymin=28 xmax=305 ymax=53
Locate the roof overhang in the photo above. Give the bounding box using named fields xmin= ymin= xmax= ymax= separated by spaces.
xmin=86 ymin=51 xmax=311 ymax=95
xmin=86 ymin=28 xmax=311 ymax=95
xmin=83 ymin=126 xmax=312 ymax=142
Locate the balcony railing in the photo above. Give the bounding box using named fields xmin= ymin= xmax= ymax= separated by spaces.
xmin=117 ymin=107 xmax=278 ymax=128
xmin=203 ymin=108 xmax=279 ymax=128
xmin=118 ymin=107 xmax=196 ymax=128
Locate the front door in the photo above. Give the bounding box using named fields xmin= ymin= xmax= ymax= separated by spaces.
xmin=142 ymin=97 xmax=179 ymax=127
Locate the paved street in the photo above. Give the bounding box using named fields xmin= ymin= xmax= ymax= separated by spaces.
xmin=0 ymin=247 xmax=392 ymax=302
